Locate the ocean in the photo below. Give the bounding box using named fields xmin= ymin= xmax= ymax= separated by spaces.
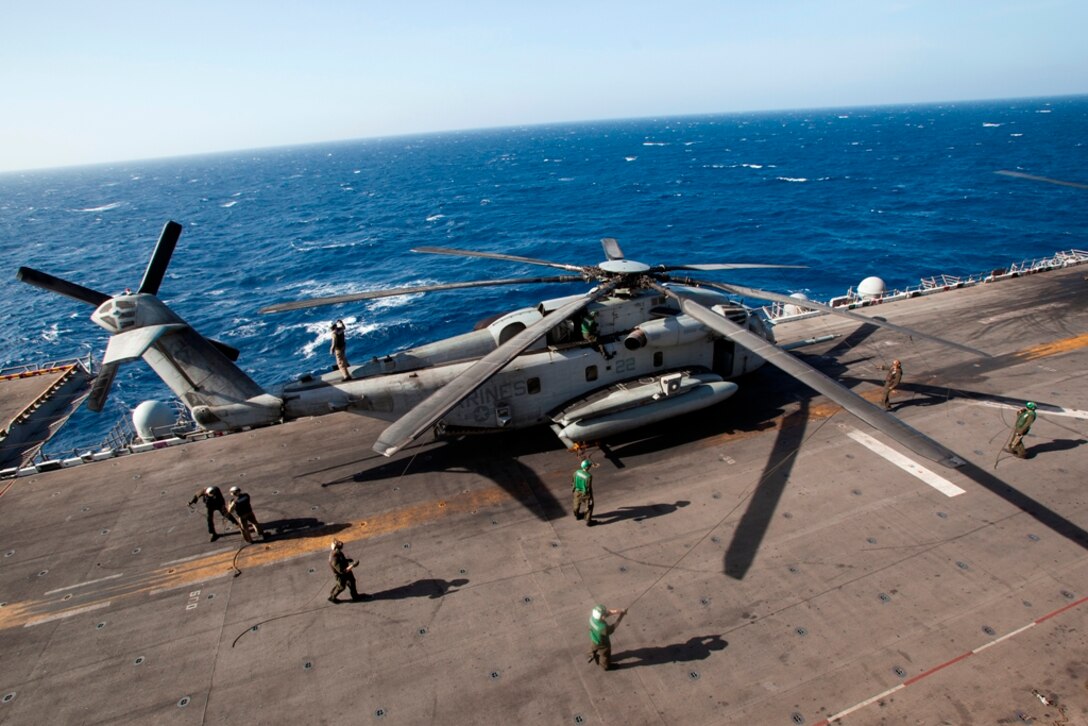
xmin=2 ymin=96 xmax=1085 ymax=456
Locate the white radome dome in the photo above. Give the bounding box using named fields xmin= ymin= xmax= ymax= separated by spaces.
xmin=857 ymin=276 xmax=886 ymax=300
xmin=783 ymin=292 xmax=811 ymax=317
xmin=132 ymin=400 xmax=175 ymax=442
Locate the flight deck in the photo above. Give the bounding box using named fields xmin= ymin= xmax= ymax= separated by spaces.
xmin=0 ymin=265 xmax=1085 ymax=725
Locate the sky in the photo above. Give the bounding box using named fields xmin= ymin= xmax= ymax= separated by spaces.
xmin=2 ymin=0 xmax=1086 ymax=173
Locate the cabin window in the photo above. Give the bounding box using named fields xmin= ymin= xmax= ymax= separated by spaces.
xmin=654 ymin=351 xmax=663 ymax=367
xmin=527 ymin=377 xmax=541 ymax=394
xmin=585 ymin=365 xmax=598 ymax=382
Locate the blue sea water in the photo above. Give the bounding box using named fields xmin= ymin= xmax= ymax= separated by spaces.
xmin=2 ymin=96 xmax=1086 ymax=456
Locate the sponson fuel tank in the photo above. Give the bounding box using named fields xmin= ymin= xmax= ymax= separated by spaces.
xmin=551 ymin=371 xmax=738 ymax=447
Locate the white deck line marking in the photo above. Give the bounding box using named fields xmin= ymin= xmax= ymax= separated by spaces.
xmin=972 ymin=623 xmax=1035 ymax=653
xmin=43 ymin=573 xmax=123 ymax=596
xmin=24 ymin=601 xmax=111 ymax=628
xmin=846 ymin=430 xmax=966 ymax=497
xmin=971 ymin=400 xmax=1088 ymax=420
xmin=828 ymin=684 xmax=904 ymax=722
xmin=161 ymin=547 xmax=234 ymax=565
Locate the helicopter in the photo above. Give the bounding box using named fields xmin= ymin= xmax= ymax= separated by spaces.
xmin=16 ymin=221 xmax=982 ymax=467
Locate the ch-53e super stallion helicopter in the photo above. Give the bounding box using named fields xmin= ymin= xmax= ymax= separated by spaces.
xmin=17 ymin=221 xmax=981 ymax=467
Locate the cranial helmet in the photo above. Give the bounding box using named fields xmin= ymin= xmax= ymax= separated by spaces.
xmin=331 ymin=539 xmax=343 ymax=550
xmin=205 ymin=487 xmax=215 ymax=495
xmin=592 ymin=604 xmax=606 ymax=620
xmin=581 ymin=460 xmax=591 ymax=470
xmin=1026 ymin=401 xmax=1037 ymax=410
xmin=229 ymin=486 xmax=241 ymax=495
xmin=893 ymin=359 xmax=901 ymax=366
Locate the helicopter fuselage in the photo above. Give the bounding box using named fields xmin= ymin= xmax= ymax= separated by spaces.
xmin=269 ymin=285 xmax=770 ymax=443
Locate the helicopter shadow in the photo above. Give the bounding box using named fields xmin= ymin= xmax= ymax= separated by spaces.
xmin=610 ymin=634 xmax=728 ymax=670
xmin=368 ymin=577 xmax=469 ymax=601
xmin=592 ymin=500 xmax=690 ymax=525
xmin=323 ymin=428 xmax=568 ymax=522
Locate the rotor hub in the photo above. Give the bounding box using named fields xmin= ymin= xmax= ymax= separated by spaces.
xmin=599 ymin=259 xmax=651 ymax=274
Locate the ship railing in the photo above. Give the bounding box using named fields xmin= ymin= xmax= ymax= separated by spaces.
xmin=6 ymin=399 xmax=205 ymax=477
xmin=0 ymin=354 xmax=94 ymax=380
xmin=763 ymin=248 xmax=1088 ymax=323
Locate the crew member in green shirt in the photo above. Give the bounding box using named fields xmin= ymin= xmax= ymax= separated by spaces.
xmin=1005 ymin=401 xmax=1037 ymax=458
xmin=588 ymin=604 xmax=627 ymax=670
xmin=572 ymin=459 xmax=595 ymax=525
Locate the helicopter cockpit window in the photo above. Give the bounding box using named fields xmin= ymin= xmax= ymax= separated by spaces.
xmin=585 ymin=365 xmax=598 ymax=382
xmin=527 ymin=377 xmax=541 ymax=394
xmin=654 ymin=351 xmax=663 ymax=367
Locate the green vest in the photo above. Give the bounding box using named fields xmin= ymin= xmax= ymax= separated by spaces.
xmin=589 ymin=615 xmax=610 ymax=646
xmin=1015 ymin=409 xmax=1036 ymax=434
xmin=573 ymin=469 xmax=592 ymax=493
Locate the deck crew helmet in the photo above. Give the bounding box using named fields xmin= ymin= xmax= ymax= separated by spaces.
xmin=591 ymin=604 xmax=606 ymax=620
xmin=331 ymin=539 xmax=343 ymax=550
xmin=1025 ymin=401 xmax=1037 ymax=410
xmin=580 ymin=460 xmax=591 ymax=471
xmin=229 ymin=486 xmax=241 ymax=495
xmin=205 ymin=487 xmax=215 ymax=495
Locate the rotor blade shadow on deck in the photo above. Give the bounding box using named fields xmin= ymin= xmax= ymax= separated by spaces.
xmin=724 ymin=403 xmax=808 ymax=580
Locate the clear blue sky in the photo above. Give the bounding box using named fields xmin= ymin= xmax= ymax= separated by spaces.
xmin=2 ymin=0 xmax=1085 ymax=173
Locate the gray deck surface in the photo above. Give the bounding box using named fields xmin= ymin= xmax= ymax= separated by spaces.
xmin=1 ymin=266 xmax=1085 ymax=725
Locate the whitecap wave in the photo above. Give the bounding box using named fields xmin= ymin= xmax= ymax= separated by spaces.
xmin=294 ymin=316 xmax=381 ymax=359
xmin=625 ymin=156 xmax=637 ymax=162
xmin=982 ymin=122 xmax=1002 ymax=127
xmin=777 ymin=177 xmax=808 ymax=183
xmin=642 ymin=142 xmax=667 ymax=147
xmin=290 ymin=239 xmax=368 ymax=252
xmin=41 ymin=323 xmax=60 ymax=342
xmin=426 ymin=213 xmax=445 ymax=222
xmin=73 ymin=201 xmax=122 ymax=213
xmin=221 ymin=200 xmax=238 ymax=208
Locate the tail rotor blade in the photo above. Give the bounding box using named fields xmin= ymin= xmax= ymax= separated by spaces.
xmin=138 ymin=220 xmax=182 ymax=295
xmin=16 ymin=267 xmax=111 ymax=307
xmin=86 ymin=361 xmax=119 ymax=413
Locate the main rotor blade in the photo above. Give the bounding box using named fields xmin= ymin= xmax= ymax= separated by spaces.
xmin=86 ymin=361 xmax=118 ymax=413
xmin=374 ymin=282 xmax=618 ymax=457
xmin=412 ymin=246 xmax=586 ymax=273
xmin=16 ymin=267 xmax=111 ymax=307
xmin=690 ymin=278 xmax=989 ymax=359
xmin=259 ymin=276 xmax=584 ymax=314
xmin=658 ymin=263 xmax=808 ymax=271
xmin=649 ymin=282 xmax=965 ymax=468
xmin=601 ymin=237 xmax=625 ymax=261
xmin=138 ymin=220 xmax=182 ymax=295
